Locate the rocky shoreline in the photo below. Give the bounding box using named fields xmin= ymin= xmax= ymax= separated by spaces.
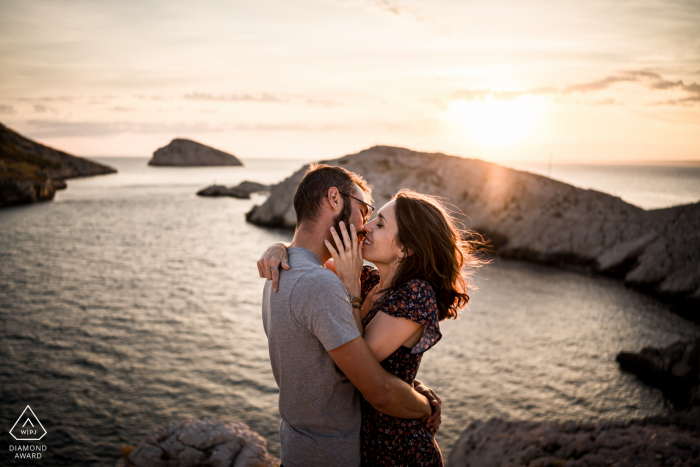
xmin=0 ymin=122 xmax=116 ymax=207
xmin=116 ymin=418 xmax=279 ymax=467
xmin=446 ymin=411 xmax=700 ymax=467
xmin=246 ymin=145 xmax=700 ymax=318
xmin=197 ymin=181 xmax=269 ymax=199
xmin=617 ymin=339 xmax=700 ymax=409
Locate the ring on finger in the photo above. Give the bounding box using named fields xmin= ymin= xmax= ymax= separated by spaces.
xmin=270 ymin=266 xmax=278 ymax=271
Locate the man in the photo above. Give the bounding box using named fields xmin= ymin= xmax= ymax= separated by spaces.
xmin=258 ymin=164 xmax=441 ymax=467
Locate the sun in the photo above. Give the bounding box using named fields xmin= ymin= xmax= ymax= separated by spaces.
xmin=445 ymin=94 xmax=549 ymax=148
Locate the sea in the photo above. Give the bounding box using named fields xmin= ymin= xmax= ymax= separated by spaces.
xmin=1 ymin=157 xmax=699 ymax=466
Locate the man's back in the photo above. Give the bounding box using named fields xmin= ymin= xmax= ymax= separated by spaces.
xmin=262 ymin=247 xmax=361 ymax=467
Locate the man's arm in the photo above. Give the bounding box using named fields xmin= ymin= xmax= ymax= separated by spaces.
xmin=328 ymin=336 xmax=432 ymax=420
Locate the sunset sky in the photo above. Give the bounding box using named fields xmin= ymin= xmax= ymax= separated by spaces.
xmin=0 ymin=0 xmax=698 ymax=162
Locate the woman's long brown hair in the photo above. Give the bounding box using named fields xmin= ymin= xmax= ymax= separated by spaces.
xmin=391 ymin=189 xmax=485 ymax=321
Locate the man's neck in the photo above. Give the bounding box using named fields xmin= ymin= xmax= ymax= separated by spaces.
xmin=289 ymin=222 xmax=332 ymax=265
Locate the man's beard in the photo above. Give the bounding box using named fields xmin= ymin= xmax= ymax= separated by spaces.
xmin=331 ymin=198 xmax=353 ymax=250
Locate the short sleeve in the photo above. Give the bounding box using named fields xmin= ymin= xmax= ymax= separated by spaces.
xmin=291 ymin=270 xmax=361 ymax=352
xmin=384 ymin=279 xmax=442 ymax=355
xmin=360 ymin=265 xmax=380 ymax=302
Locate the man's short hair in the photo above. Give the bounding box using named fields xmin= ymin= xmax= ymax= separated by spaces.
xmin=293 ymin=163 xmax=372 ymax=225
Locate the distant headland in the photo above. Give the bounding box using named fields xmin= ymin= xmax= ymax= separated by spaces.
xmin=0 ymin=122 xmax=117 ymax=208
xmin=149 ymin=139 xmax=243 ymax=167
xmin=246 ymin=145 xmax=700 ymax=316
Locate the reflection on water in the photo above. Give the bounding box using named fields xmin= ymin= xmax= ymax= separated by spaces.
xmin=1 ymin=157 xmax=698 ymax=465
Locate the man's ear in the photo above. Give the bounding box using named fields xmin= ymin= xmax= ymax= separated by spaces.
xmin=327 ymin=187 xmax=342 ymax=213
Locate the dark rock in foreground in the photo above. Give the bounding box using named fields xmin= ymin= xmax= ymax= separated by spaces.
xmin=447 ymin=413 xmax=700 ymax=467
xmin=246 ymin=145 xmax=700 ymax=315
xmin=115 ymin=418 xmax=279 ymax=467
xmin=617 ymin=339 xmax=700 ymax=408
xmin=197 ymin=181 xmax=269 ymax=199
xmin=149 ymin=139 xmax=243 ymax=166
xmin=0 ymin=122 xmax=116 ymax=207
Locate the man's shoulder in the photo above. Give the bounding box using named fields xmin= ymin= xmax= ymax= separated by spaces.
xmin=293 ymin=266 xmax=345 ymax=294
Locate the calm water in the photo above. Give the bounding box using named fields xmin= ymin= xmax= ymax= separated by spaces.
xmin=1 ymin=157 xmax=699 ymax=466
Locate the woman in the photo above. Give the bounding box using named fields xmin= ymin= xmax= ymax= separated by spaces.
xmin=264 ymin=189 xmax=480 ymax=466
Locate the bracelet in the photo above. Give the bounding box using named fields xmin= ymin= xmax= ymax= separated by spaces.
xmin=346 ymin=292 xmax=362 ymax=309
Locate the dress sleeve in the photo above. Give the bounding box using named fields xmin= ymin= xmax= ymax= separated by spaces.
xmin=360 ymin=265 xmax=380 ymax=302
xmin=384 ymin=279 xmax=442 ymax=355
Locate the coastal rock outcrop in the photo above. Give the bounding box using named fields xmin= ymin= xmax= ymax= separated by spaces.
xmin=197 ymin=181 xmax=269 ymax=199
xmin=0 ymin=122 xmax=117 ymax=207
xmin=149 ymin=139 xmax=243 ymax=166
xmin=115 ymin=418 xmax=279 ymax=467
xmin=617 ymin=339 xmax=700 ymax=408
xmin=447 ymin=414 xmax=700 ymax=467
xmin=245 ymin=145 xmax=700 ymax=314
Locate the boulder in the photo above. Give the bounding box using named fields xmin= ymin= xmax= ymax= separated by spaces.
xmin=149 ymin=139 xmax=243 ymax=166
xmin=447 ymin=412 xmax=700 ymax=467
xmin=617 ymin=339 xmax=700 ymax=408
xmin=245 ymin=145 xmax=700 ymax=314
xmin=0 ymin=122 xmax=117 ymax=207
xmin=115 ymin=418 xmax=279 ymax=467
xmin=197 ymin=181 xmax=269 ymax=199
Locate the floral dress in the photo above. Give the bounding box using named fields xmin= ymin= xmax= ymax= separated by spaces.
xmin=359 ymin=265 xmax=444 ymax=467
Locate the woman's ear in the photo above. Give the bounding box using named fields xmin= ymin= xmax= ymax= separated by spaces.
xmin=398 ymin=248 xmax=413 ymax=260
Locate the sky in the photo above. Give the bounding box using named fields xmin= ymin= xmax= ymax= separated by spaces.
xmin=0 ymin=0 xmax=699 ymax=163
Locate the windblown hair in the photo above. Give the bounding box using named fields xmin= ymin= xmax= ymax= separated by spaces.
xmin=293 ymin=163 xmax=372 ymax=225
xmin=392 ymin=189 xmax=485 ymax=321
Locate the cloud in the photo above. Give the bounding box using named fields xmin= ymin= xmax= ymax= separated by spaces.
xmin=564 ymin=76 xmax=636 ymax=93
xmin=372 ymin=0 xmax=422 ymax=19
xmin=15 ymin=96 xmax=79 ymax=102
xmin=33 ymin=104 xmax=51 ymax=113
xmin=23 ymin=119 xmax=343 ymax=137
xmin=133 ymin=94 xmax=172 ymax=101
xmin=452 ymin=87 xmax=554 ymax=101
xmin=182 ymin=92 xmax=339 ymax=106
xmin=183 ymin=92 xmax=282 ymax=103
xmin=0 ymin=104 xmax=17 ymax=115
xmin=110 ymin=106 xmax=136 ymax=112
xmin=450 ymin=71 xmax=700 ymax=106
xmin=24 ymin=119 xmax=219 ymax=137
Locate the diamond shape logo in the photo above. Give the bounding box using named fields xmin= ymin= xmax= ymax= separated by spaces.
xmin=9 ymin=405 xmax=47 ymax=441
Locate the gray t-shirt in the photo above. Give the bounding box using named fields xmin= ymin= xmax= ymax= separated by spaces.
xmin=262 ymin=247 xmax=362 ymax=467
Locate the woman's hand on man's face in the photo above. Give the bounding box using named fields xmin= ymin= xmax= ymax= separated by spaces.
xmin=257 ymin=242 xmax=290 ymax=293
xmin=324 ymin=221 xmax=363 ymax=298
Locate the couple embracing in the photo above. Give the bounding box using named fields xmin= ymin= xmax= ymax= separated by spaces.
xmin=258 ymin=163 xmax=478 ymax=466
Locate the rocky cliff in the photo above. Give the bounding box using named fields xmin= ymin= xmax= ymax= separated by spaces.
xmin=197 ymin=181 xmax=269 ymax=199
xmin=0 ymin=122 xmax=117 ymax=207
xmin=149 ymin=139 xmax=243 ymax=166
xmin=246 ymin=145 xmax=700 ymax=314
xmin=618 ymin=339 xmax=700 ymax=408
xmin=116 ymin=418 xmax=279 ymax=467
xmin=446 ymin=412 xmax=700 ymax=467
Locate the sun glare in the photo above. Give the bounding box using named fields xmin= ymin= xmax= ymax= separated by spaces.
xmin=446 ymin=95 xmax=550 ymax=148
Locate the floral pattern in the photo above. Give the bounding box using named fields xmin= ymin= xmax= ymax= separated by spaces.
xmin=359 ymin=265 xmax=443 ymax=467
